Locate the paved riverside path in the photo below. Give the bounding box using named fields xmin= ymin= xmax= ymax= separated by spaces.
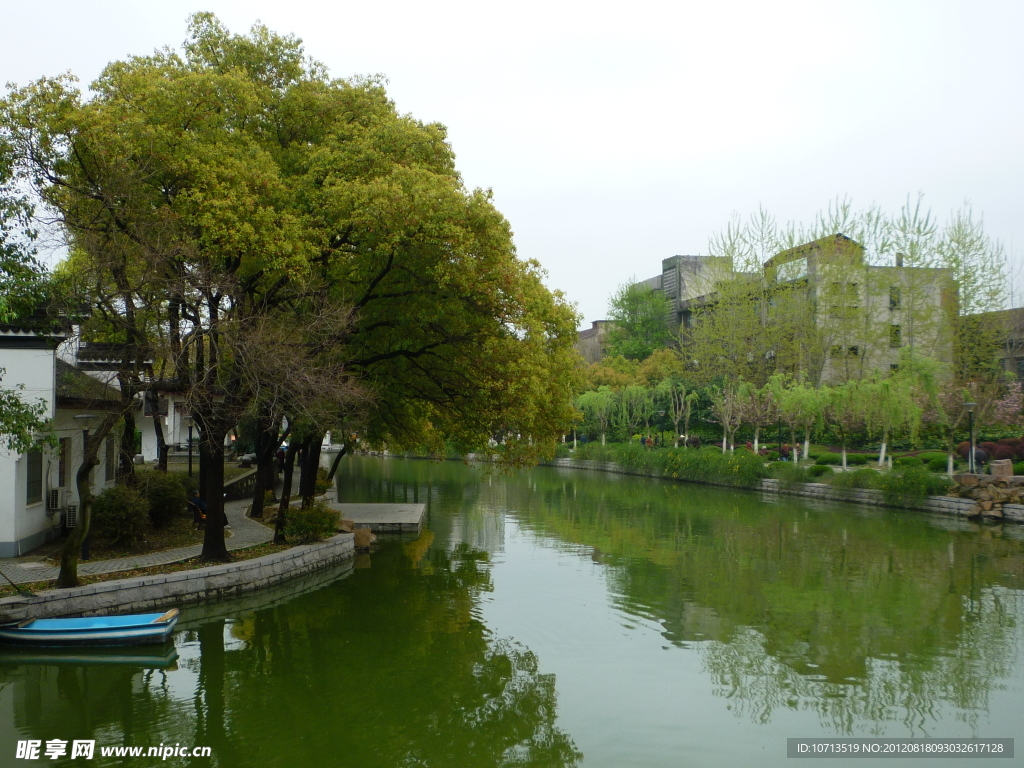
xmin=0 ymin=495 xmax=273 ymax=586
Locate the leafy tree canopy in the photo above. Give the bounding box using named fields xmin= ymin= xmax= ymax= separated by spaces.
xmin=605 ymin=281 xmax=673 ymax=360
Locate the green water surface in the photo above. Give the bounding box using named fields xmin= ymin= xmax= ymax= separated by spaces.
xmin=3 ymin=456 xmax=1024 ymax=767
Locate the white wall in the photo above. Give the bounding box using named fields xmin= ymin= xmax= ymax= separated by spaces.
xmin=0 ymin=346 xmax=56 ymax=418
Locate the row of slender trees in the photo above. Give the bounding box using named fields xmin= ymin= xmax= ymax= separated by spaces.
xmin=576 ymin=350 xmax=1023 ymax=472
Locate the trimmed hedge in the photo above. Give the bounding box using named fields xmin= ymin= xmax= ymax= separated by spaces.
xmin=807 ymin=464 xmax=833 ymax=478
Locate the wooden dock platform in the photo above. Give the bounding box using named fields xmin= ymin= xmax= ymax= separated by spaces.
xmin=328 ymin=503 xmax=426 ymax=535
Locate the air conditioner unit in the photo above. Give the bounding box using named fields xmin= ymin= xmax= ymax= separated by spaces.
xmin=48 ymin=488 xmax=66 ymax=510
xmin=64 ymin=505 xmax=79 ymax=529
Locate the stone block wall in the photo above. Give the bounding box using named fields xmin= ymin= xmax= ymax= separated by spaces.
xmin=0 ymin=533 xmax=355 ymax=624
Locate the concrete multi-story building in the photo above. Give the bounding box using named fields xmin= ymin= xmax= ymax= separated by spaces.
xmin=578 ymin=234 xmax=957 ymax=383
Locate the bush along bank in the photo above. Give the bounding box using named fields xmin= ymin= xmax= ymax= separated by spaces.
xmin=561 ymin=442 xmax=1017 ymax=518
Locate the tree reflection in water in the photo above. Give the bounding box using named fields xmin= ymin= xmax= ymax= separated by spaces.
xmin=468 ymin=461 xmax=1024 ymax=735
xmin=0 ymin=536 xmax=580 ymax=768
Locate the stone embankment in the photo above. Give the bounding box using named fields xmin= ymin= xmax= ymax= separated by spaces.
xmin=544 ymin=458 xmax=1024 ymax=523
xmin=0 ymin=533 xmax=354 ymax=624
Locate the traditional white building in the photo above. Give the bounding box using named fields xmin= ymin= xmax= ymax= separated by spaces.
xmin=0 ymin=323 xmax=120 ymax=556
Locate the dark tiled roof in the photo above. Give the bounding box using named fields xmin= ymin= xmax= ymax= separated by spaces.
xmin=55 ymin=359 xmax=122 ymax=409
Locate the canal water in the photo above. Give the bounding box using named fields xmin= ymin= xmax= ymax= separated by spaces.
xmin=3 ymin=455 xmax=1024 ymax=767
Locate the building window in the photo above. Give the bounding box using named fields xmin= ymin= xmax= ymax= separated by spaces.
xmin=891 ymin=363 xmax=900 ymax=371
xmin=889 ymin=287 xmax=901 ymax=310
xmin=58 ymin=437 xmax=69 ymax=488
xmin=847 ymin=346 xmax=859 ymax=357
xmin=26 ymin=449 xmax=43 ymax=505
xmin=1016 ymin=358 xmax=1024 ymax=378
xmin=105 ymin=437 xmax=116 ymax=482
xmin=890 ymin=325 xmax=902 ymax=348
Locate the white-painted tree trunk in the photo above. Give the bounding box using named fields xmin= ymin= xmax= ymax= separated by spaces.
xmin=948 ymin=452 xmax=955 ymax=475
xmin=878 ymin=429 xmax=888 ymax=466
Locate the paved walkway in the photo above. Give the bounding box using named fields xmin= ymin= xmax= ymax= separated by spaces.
xmin=0 ymin=496 xmax=274 ymax=586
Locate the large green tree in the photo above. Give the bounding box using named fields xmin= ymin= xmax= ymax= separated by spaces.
xmin=2 ymin=15 xmax=580 ymax=577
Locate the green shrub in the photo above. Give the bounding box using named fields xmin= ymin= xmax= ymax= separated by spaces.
xmin=91 ymin=484 xmax=149 ymax=548
xmin=830 ymin=467 xmax=881 ymax=490
xmin=764 ymin=450 xmax=779 ymax=461
xmin=1015 ymin=461 xmax=1024 ymax=476
xmin=554 ymin=443 xmax=572 ymax=458
xmin=284 ymin=501 xmax=339 ymax=543
xmin=927 ymin=458 xmax=949 ymax=473
xmin=574 ymin=442 xmax=618 ymax=462
xmin=845 ymin=453 xmax=868 ymax=465
xmin=816 ymin=453 xmax=842 ymax=465
xmin=770 ymin=462 xmax=810 ymax=485
xmin=918 ymin=452 xmax=948 ymax=464
xmin=662 ymin=446 xmax=769 ymax=488
xmin=807 ymin=464 xmax=833 ymax=478
xmin=137 ymin=470 xmax=188 ymax=527
xmin=893 ymin=456 xmax=923 ymax=468
xmin=879 ymin=466 xmax=946 ymax=506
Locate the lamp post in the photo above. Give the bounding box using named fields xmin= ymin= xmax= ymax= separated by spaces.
xmin=183 ymin=415 xmax=195 ymax=477
xmin=965 ymin=402 xmax=977 ymax=474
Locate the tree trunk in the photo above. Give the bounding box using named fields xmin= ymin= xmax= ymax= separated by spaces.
xmin=274 ymin=441 xmax=300 ymax=544
xmin=153 ymin=414 xmax=168 ymax=472
xmin=878 ymin=427 xmax=889 ymax=466
xmin=803 ymin=432 xmax=810 ymax=464
xmin=753 ymin=426 xmax=760 ymax=453
xmin=118 ymin=409 xmax=137 ymax=485
xmin=199 ymin=424 xmax=230 ymax=562
xmin=250 ymin=417 xmax=287 ymax=519
xmin=299 ymin=433 xmax=324 ymax=508
xmin=57 ymin=414 xmax=118 ymax=588
xmin=326 ymin=444 xmax=348 ymax=482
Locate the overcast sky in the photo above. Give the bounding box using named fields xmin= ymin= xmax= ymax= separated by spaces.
xmin=3 ymin=1 xmax=1021 ymax=325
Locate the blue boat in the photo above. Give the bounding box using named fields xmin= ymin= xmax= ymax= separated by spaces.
xmin=0 ymin=609 xmax=179 ymax=647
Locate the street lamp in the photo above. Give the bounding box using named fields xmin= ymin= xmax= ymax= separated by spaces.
xmin=964 ymin=402 xmax=977 ymax=474
xmin=182 ymin=415 xmax=195 ymax=477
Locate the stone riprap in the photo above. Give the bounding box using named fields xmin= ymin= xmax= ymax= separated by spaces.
xmin=946 ymin=473 xmax=1024 ymax=519
xmin=0 ymin=533 xmax=354 ymax=624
